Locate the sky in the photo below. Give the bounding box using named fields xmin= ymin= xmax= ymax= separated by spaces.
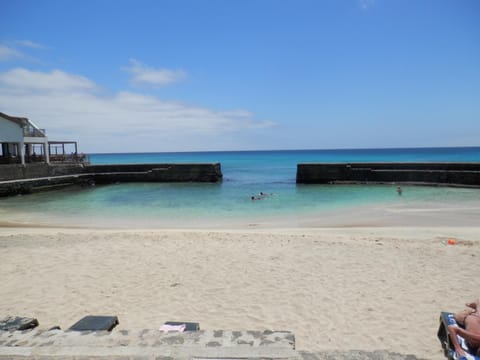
xmin=0 ymin=0 xmax=479 ymax=153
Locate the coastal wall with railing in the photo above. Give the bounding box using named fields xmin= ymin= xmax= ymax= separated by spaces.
xmin=296 ymin=163 xmax=480 ymax=187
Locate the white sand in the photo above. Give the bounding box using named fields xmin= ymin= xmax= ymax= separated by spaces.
xmin=0 ymin=225 xmax=479 ymax=359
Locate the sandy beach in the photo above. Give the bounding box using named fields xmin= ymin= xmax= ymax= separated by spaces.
xmin=0 ymin=224 xmax=479 ymax=359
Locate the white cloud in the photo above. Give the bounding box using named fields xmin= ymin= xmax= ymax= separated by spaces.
xmin=0 ymin=45 xmax=23 ymax=61
xmin=0 ymin=68 xmax=274 ymax=152
xmin=359 ymin=0 xmax=375 ymax=10
xmin=0 ymin=40 xmax=45 ymax=62
xmin=0 ymin=68 xmax=97 ymax=93
xmin=15 ymin=40 xmax=46 ymax=49
xmin=125 ymin=59 xmax=186 ymax=86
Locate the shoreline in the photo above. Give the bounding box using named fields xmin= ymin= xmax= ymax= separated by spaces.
xmin=2 ymin=195 xmax=480 ymax=229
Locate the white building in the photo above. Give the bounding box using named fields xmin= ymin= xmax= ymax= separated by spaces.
xmin=0 ymin=112 xmax=79 ymax=165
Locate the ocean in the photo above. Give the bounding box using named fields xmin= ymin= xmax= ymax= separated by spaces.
xmin=1 ymin=147 xmax=480 ymax=228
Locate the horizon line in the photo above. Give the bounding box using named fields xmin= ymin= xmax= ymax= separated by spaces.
xmin=87 ymin=145 xmax=480 ymax=156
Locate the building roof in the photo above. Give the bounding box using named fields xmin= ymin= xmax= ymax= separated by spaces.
xmin=0 ymin=112 xmax=29 ymax=127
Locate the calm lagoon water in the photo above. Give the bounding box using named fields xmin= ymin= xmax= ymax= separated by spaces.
xmin=1 ymin=147 xmax=480 ymax=227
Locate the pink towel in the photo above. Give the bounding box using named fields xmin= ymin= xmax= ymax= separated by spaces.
xmin=159 ymin=324 xmax=186 ymax=333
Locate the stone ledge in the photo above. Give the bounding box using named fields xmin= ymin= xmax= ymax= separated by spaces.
xmin=0 ymin=331 xmax=423 ymax=360
xmin=0 ymin=329 xmax=296 ymax=359
xmin=0 ymin=329 xmax=294 ymax=348
xmin=0 ymin=350 xmax=424 ymax=360
xmin=0 ymin=346 xmax=299 ymax=359
xmin=298 ymin=350 xmax=421 ymax=360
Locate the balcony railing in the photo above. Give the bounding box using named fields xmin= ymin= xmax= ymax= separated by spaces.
xmin=23 ymin=126 xmax=46 ymax=137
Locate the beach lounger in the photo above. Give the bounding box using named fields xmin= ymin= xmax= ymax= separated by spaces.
xmin=163 ymin=321 xmax=200 ymax=331
xmin=69 ymin=315 xmax=119 ymax=332
xmin=0 ymin=316 xmax=39 ymax=331
xmin=437 ymin=312 xmax=480 ymax=360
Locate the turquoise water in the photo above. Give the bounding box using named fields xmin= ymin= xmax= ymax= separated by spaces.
xmin=1 ymin=147 xmax=480 ymax=227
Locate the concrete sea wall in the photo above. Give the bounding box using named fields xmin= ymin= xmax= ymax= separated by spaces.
xmin=0 ymin=163 xmax=222 ymax=197
xmin=85 ymin=163 xmax=222 ymax=183
xmin=0 ymin=163 xmax=85 ymax=182
xmin=296 ymin=163 xmax=480 ymax=187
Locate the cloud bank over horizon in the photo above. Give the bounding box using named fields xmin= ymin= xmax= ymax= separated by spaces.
xmin=0 ymin=62 xmax=274 ymax=153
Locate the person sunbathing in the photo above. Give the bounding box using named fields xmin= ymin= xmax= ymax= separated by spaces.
xmin=448 ymin=299 xmax=480 ymax=357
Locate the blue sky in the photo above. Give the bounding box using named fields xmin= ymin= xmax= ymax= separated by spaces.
xmin=0 ymin=0 xmax=479 ymax=153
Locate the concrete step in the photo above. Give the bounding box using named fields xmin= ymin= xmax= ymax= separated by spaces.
xmin=0 ymin=329 xmax=297 ymax=359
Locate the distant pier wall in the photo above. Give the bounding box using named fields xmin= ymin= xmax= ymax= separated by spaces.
xmin=85 ymin=163 xmax=222 ymax=183
xmin=296 ymin=163 xmax=480 ymax=187
xmin=0 ymin=163 xmax=222 ymax=197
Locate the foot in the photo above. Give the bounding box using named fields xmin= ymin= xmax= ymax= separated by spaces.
xmin=466 ymin=300 xmax=478 ymax=310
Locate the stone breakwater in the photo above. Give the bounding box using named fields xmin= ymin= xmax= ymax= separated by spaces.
xmin=0 ymin=328 xmax=420 ymax=359
xmin=296 ymin=163 xmax=480 ymax=187
xmin=86 ymin=163 xmax=222 ymax=184
xmin=0 ymin=163 xmax=222 ymax=197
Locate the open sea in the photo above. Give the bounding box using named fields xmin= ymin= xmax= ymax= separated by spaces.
xmin=1 ymin=147 xmax=480 ymax=228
